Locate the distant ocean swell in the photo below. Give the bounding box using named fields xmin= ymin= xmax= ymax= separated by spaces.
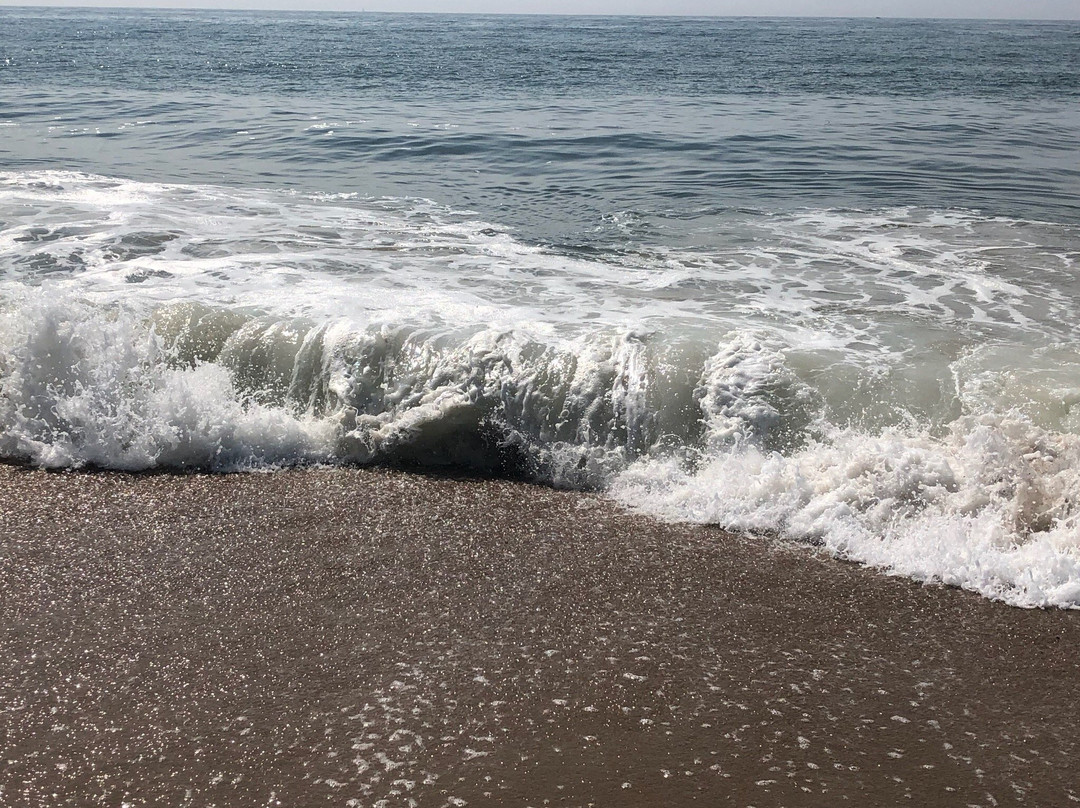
xmin=1 ymin=172 xmax=1078 ymax=608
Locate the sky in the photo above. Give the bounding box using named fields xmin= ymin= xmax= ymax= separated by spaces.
xmin=0 ymin=0 xmax=1077 ymax=17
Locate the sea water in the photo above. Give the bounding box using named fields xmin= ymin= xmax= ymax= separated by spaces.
xmin=2 ymin=9 xmax=1079 ymax=606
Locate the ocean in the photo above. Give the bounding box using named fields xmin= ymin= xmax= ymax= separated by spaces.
xmin=1 ymin=8 xmax=1079 ymax=607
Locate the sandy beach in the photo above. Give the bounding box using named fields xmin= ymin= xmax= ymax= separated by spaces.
xmin=1 ymin=464 xmax=1078 ymax=807
xmin=4 ymin=5 xmax=1080 ymax=806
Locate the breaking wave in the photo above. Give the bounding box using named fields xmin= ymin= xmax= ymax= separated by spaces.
xmin=2 ymin=171 xmax=1079 ymax=607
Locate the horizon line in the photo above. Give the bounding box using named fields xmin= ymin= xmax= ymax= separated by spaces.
xmin=0 ymin=2 xmax=1078 ymax=21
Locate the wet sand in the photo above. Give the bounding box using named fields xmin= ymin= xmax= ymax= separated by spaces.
xmin=1 ymin=464 xmax=1078 ymax=807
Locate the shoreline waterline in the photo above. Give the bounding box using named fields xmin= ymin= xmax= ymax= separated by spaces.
xmin=3 ymin=172 xmax=1079 ymax=608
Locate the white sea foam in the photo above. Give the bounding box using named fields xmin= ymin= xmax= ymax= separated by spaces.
xmin=0 ymin=288 xmax=668 ymax=481
xmin=0 ymin=292 xmax=335 ymax=470
xmin=612 ymin=418 xmax=1080 ymax=608
xmin=2 ymin=171 xmax=1079 ymax=607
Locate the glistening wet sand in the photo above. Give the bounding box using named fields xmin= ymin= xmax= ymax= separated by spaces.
xmin=1 ymin=465 xmax=1078 ymax=807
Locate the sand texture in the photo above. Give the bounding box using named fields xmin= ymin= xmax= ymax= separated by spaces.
xmin=1 ymin=465 xmax=1078 ymax=807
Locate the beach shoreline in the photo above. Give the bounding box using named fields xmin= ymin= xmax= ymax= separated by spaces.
xmin=1 ymin=464 xmax=1078 ymax=806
